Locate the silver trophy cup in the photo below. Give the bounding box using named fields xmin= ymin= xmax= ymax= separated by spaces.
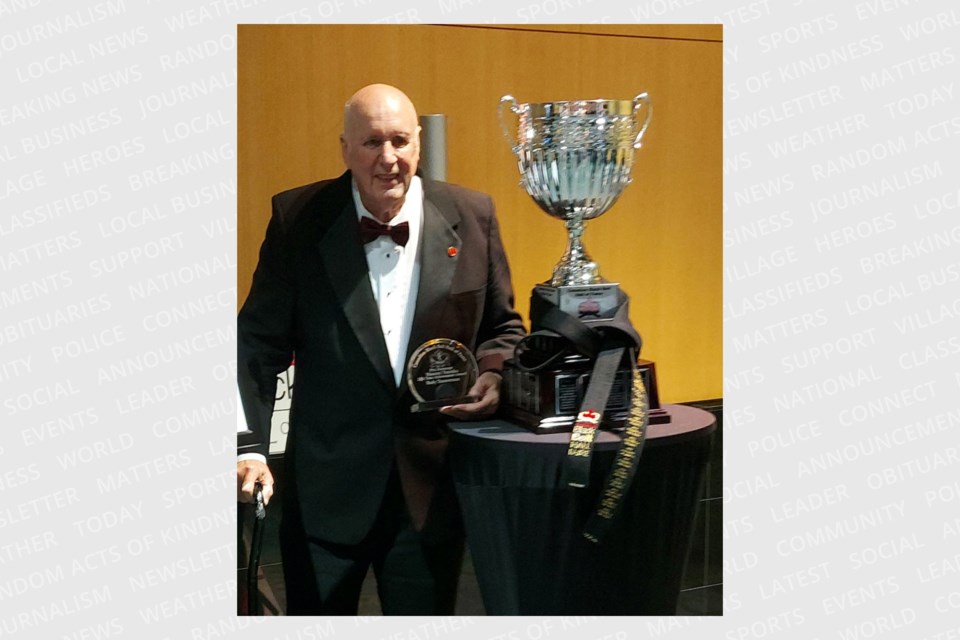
xmin=499 ymin=94 xmax=652 ymax=286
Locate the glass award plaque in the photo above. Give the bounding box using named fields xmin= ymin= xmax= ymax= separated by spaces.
xmin=407 ymin=338 xmax=479 ymax=413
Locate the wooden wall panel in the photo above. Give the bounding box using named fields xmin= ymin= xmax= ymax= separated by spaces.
xmin=238 ymin=24 xmax=722 ymax=402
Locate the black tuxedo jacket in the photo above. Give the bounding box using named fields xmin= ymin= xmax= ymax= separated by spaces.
xmin=238 ymin=171 xmax=525 ymax=545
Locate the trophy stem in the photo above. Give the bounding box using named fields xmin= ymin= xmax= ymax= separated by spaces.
xmin=551 ymin=214 xmax=602 ymax=286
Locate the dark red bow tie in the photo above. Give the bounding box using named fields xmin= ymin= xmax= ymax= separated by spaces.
xmin=358 ymin=216 xmax=410 ymax=247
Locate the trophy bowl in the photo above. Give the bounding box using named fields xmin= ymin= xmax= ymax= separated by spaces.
xmin=499 ymin=94 xmax=652 ymax=286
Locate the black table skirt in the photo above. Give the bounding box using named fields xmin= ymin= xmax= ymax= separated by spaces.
xmin=449 ymin=404 xmax=715 ymax=615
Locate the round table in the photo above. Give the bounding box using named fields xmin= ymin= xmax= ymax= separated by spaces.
xmin=449 ymin=403 xmax=716 ymax=615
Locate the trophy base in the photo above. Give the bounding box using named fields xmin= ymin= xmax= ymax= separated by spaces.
xmin=501 ymin=356 xmax=670 ymax=434
xmin=507 ymin=406 xmax=630 ymax=434
xmin=411 ymin=396 xmax=476 ymax=413
xmin=505 ymin=405 xmax=671 ymax=434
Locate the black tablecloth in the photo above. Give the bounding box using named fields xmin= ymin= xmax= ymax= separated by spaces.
xmin=449 ymin=404 xmax=715 ymax=615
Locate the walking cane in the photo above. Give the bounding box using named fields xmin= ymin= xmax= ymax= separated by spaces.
xmin=247 ymin=482 xmax=267 ymax=614
xmin=238 ymin=429 xmax=267 ymax=614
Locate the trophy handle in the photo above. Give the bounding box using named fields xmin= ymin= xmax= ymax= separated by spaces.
xmin=632 ymin=92 xmax=653 ymax=149
xmin=498 ymin=95 xmax=520 ymax=151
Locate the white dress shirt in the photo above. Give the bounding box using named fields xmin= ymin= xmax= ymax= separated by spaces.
xmin=354 ymin=176 xmax=423 ymax=387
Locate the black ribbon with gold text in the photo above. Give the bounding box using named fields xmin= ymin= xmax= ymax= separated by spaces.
xmin=515 ymin=288 xmax=647 ymax=542
xmin=582 ymin=367 xmax=648 ymax=543
xmin=560 ymin=347 xmax=624 ymax=489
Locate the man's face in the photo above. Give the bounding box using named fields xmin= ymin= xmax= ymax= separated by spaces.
xmin=340 ymin=99 xmax=420 ymax=219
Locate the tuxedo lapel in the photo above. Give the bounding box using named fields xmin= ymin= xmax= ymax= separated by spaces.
xmin=318 ymin=189 xmax=395 ymax=394
xmin=405 ymin=186 xmax=462 ymax=371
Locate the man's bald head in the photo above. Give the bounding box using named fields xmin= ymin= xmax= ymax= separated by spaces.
xmin=340 ymin=84 xmax=421 ymax=221
xmin=343 ymin=84 xmax=418 ymax=137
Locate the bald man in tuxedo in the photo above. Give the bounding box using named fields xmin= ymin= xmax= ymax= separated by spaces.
xmin=237 ymin=84 xmax=525 ymax=614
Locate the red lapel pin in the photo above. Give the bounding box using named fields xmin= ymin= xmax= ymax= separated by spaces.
xmin=447 ymin=246 xmax=458 ymax=257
